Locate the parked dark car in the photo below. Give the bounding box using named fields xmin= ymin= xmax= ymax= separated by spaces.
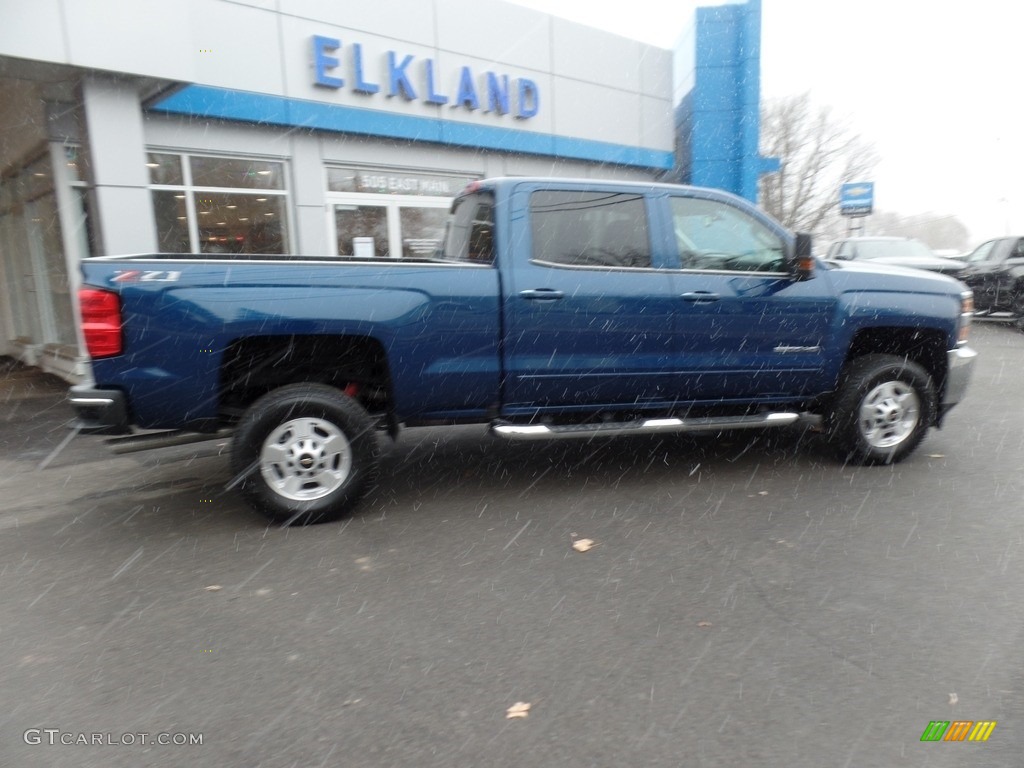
xmin=959 ymin=236 xmax=1024 ymax=324
xmin=826 ymin=236 xmax=967 ymax=277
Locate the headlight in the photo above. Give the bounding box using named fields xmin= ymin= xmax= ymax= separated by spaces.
xmin=958 ymin=290 xmax=974 ymax=345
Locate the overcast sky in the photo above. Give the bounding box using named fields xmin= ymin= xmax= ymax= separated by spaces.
xmin=509 ymin=0 xmax=1024 ymax=246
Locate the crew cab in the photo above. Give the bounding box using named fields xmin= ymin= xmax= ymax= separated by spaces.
xmin=70 ymin=178 xmax=977 ymax=524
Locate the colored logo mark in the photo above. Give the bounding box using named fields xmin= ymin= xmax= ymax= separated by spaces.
xmin=920 ymin=721 xmax=997 ymax=742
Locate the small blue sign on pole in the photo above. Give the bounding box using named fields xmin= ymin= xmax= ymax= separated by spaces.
xmin=840 ymin=182 xmax=874 ymax=217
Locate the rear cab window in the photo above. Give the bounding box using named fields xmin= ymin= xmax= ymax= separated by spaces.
xmin=442 ymin=192 xmax=495 ymax=264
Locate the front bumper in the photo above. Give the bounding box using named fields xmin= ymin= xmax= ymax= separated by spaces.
xmin=939 ymin=345 xmax=977 ymax=421
xmin=68 ymin=384 xmax=130 ymax=434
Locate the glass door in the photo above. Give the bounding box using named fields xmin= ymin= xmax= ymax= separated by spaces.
xmin=398 ymin=205 xmax=448 ymax=258
xmin=334 ymin=203 xmax=389 ymax=258
xmin=329 ymin=194 xmax=450 ymax=259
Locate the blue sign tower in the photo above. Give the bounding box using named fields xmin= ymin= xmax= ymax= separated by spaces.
xmin=672 ymin=0 xmax=777 ymax=203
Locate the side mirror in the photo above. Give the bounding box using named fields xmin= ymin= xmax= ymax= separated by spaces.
xmin=789 ymin=232 xmax=815 ymax=280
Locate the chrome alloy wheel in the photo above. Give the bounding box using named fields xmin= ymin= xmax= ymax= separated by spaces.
xmin=259 ymin=417 xmax=353 ymax=501
xmin=857 ymin=381 xmax=920 ymax=450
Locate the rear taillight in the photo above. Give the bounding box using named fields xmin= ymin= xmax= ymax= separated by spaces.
xmin=79 ymin=288 xmax=123 ymax=357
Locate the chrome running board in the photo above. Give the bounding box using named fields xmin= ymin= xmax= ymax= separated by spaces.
xmin=105 ymin=428 xmax=234 ymax=455
xmin=491 ymin=412 xmax=800 ymax=440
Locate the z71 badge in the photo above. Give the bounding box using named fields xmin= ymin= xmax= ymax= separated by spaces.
xmin=111 ymin=270 xmax=182 ymax=283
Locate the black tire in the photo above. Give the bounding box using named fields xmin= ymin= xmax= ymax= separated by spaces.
xmin=825 ymin=354 xmax=937 ymax=465
xmin=1012 ymin=286 xmax=1024 ymax=331
xmin=231 ymin=383 xmax=379 ymax=525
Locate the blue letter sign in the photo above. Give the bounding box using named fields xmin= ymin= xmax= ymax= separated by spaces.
xmin=516 ymin=78 xmax=539 ymax=119
xmin=485 ymin=72 xmax=510 ymax=115
xmin=424 ymin=60 xmax=448 ymax=105
xmin=313 ymin=36 xmax=344 ymax=89
xmin=309 ymin=35 xmax=539 ymax=120
xmin=454 ymin=66 xmax=480 ymax=111
xmin=387 ymin=52 xmax=417 ymax=100
xmin=352 ymin=43 xmax=379 ymax=94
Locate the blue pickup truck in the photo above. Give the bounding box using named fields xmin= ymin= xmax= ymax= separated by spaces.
xmin=71 ymin=177 xmax=977 ymax=524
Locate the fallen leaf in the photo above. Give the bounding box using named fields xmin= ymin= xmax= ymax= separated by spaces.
xmin=204 ymin=585 xmax=222 ymax=592
xmin=697 ymin=621 xmax=713 ymax=628
xmin=572 ymin=538 xmax=596 ymax=552
xmin=506 ymin=701 xmax=531 ymax=719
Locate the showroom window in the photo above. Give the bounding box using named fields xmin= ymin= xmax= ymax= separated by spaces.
xmin=326 ymin=167 xmax=477 ymax=258
xmin=147 ymin=152 xmax=289 ymax=255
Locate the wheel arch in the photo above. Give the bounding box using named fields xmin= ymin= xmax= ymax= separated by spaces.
xmin=218 ymin=334 xmax=395 ymax=432
xmin=843 ymin=326 xmax=947 ymax=424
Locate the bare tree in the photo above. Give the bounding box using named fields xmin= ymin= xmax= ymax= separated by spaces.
xmin=759 ymin=93 xmax=878 ymax=237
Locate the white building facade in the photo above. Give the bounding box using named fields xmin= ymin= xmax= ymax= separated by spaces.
xmin=0 ymin=0 xmax=676 ymax=380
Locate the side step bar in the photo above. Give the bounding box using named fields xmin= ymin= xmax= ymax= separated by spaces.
xmin=105 ymin=428 xmax=234 ymax=455
xmin=491 ymin=412 xmax=801 ymax=440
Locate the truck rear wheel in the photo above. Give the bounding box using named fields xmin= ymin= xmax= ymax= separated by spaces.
xmin=231 ymin=384 xmax=379 ymax=525
xmin=826 ymin=354 xmax=936 ymax=465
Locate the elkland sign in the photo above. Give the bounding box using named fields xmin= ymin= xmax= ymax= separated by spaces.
xmin=311 ymin=36 xmax=540 ymax=120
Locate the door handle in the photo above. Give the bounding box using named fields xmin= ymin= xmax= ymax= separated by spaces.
xmin=680 ymin=291 xmax=721 ymax=303
xmin=520 ymin=289 xmax=565 ymax=301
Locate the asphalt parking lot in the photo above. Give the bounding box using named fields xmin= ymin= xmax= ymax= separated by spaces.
xmin=1 ymin=322 xmax=1022 ymax=767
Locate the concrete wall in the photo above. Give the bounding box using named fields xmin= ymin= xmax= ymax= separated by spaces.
xmin=82 ymin=76 xmax=157 ymax=255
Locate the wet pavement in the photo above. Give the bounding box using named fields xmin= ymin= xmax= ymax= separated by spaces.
xmin=0 ymin=324 xmax=1022 ymax=767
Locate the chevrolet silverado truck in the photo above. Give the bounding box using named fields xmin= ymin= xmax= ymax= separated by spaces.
xmin=70 ymin=178 xmax=977 ymax=524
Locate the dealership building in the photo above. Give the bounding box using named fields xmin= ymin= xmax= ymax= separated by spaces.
xmin=0 ymin=0 xmax=766 ymax=381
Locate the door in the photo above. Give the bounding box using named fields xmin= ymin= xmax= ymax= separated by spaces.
xmin=333 ymin=202 xmax=389 ymax=257
xmin=664 ymin=194 xmax=836 ymax=400
xmin=330 ymin=194 xmax=450 ymax=258
xmin=502 ymin=188 xmax=678 ymax=413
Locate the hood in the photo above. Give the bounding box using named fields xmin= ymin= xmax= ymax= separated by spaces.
xmin=854 ymin=255 xmax=966 ymax=274
xmin=823 ymin=258 xmax=968 ymax=293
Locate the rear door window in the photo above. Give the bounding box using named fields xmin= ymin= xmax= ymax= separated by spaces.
xmin=529 ymin=191 xmax=652 ymax=269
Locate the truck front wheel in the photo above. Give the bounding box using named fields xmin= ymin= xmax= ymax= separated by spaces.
xmin=826 ymin=354 xmax=937 ymax=465
xmin=231 ymin=384 xmax=379 ymax=525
